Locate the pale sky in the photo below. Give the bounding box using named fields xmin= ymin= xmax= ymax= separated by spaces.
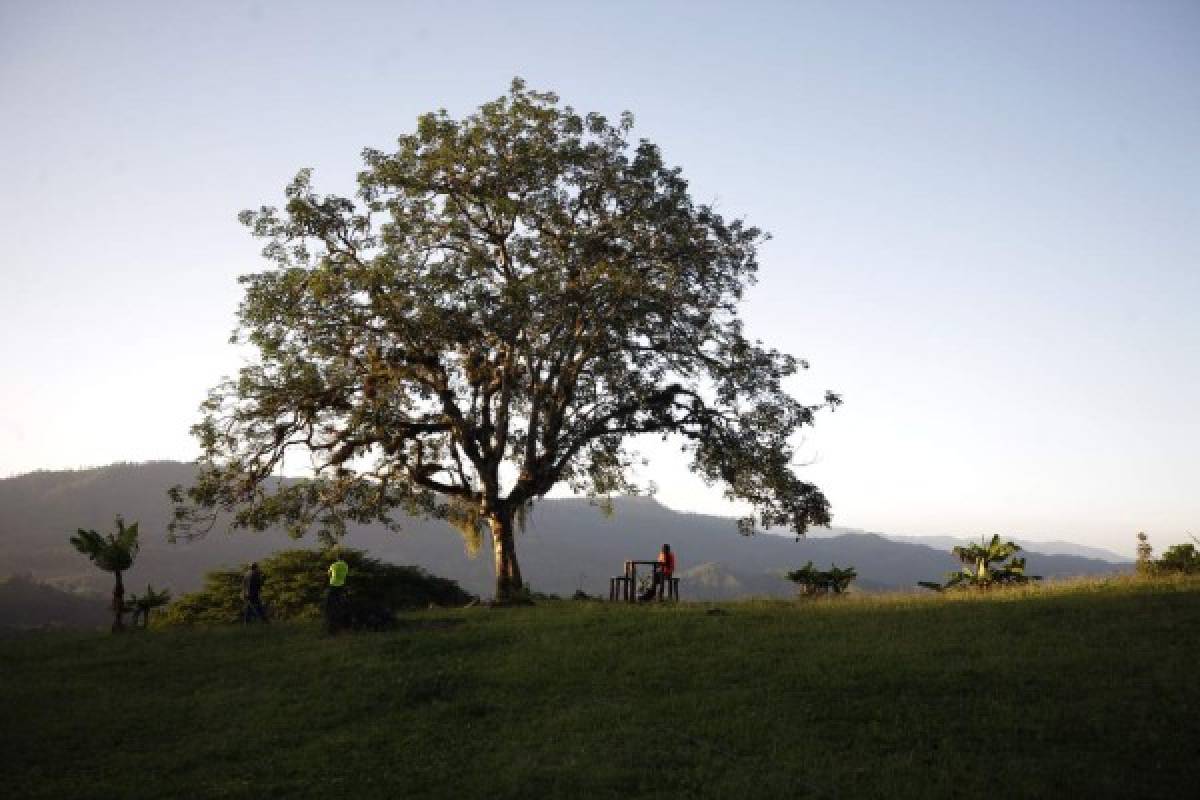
xmin=2 ymin=0 xmax=1197 ymax=555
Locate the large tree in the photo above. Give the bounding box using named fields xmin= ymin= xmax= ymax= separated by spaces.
xmin=171 ymin=80 xmax=839 ymax=601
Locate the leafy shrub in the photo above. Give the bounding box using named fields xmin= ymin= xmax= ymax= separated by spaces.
xmin=126 ymin=585 xmax=171 ymax=628
xmin=785 ymin=561 xmax=857 ymax=596
xmin=1153 ymin=543 xmax=1200 ymax=575
xmin=163 ymin=548 xmax=473 ymax=625
xmin=920 ymin=534 xmax=1041 ymax=592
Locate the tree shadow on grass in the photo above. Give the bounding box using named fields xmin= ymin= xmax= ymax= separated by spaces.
xmin=393 ymin=617 xmax=466 ymax=632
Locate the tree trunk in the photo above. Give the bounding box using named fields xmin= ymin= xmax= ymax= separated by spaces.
xmin=111 ymin=570 xmax=126 ymax=633
xmin=488 ymin=511 xmax=525 ymax=603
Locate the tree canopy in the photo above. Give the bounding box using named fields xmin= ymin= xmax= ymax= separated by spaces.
xmin=171 ymin=79 xmax=839 ymax=600
xmin=1149 ymin=539 xmax=1200 ymax=576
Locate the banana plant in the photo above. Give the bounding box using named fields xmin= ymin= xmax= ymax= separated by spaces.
xmin=826 ymin=564 xmax=858 ymax=594
xmin=921 ymin=534 xmax=1041 ymax=591
xmin=786 ymin=561 xmax=857 ymax=596
xmin=70 ymin=517 xmax=140 ymax=632
xmin=786 ymin=561 xmax=823 ymax=596
xmin=127 ymin=585 xmax=171 ymax=628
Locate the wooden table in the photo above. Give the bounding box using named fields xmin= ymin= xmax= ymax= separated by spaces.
xmin=622 ymin=560 xmax=662 ymax=602
xmin=609 ymin=560 xmax=680 ymax=602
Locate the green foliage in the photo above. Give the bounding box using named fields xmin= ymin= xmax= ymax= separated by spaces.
xmin=69 ymin=516 xmax=140 ymax=631
xmin=164 ymin=548 xmax=472 ymax=625
xmin=69 ymin=517 xmax=139 ymax=575
xmin=127 ymin=585 xmax=171 ymax=628
xmin=921 ymin=534 xmax=1041 ymax=592
xmin=785 ymin=561 xmax=857 ymax=596
xmin=170 ymin=78 xmax=838 ymax=600
xmin=1151 ymin=540 xmax=1200 ymax=575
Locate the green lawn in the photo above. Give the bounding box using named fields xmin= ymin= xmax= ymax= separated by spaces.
xmin=3 ymin=577 xmax=1198 ymax=799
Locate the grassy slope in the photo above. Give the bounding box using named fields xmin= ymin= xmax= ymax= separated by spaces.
xmin=2 ymin=577 xmax=1197 ymax=799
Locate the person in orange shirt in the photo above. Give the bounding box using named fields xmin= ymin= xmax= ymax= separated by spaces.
xmin=654 ymin=543 xmax=675 ymax=600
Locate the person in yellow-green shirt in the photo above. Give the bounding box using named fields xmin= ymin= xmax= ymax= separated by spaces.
xmin=325 ymin=554 xmax=349 ymax=633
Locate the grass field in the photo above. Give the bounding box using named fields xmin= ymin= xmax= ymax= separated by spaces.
xmin=2 ymin=576 xmax=1198 ymax=799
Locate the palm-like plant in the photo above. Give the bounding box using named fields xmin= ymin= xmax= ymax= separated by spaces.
xmin=826 ymin=564 xmax=858 ymax=594
xmin=70 ymin=517 xmax=140 ymax=632
xmin=952 ymin=534 xmax=1019 ymax=584
xmin=786 ymin=561 xmax=858 ymax=596
xmin=921 ymin=534 xmax=1040 ymax=592
xmin=127 ymin=584 xmax=171 ymax=628
xmin=786 ymin=561 xmax=823 ymax=596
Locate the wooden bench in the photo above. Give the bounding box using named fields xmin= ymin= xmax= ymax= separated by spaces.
xmin=609 ymin=574 xmax=679 ymax=602
xmin=609 ymin=575 xmax=632 ymax=602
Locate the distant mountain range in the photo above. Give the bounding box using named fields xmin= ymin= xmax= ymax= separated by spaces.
xmin=0 ymin=462 xmax=1131 ymax=617
xmin=0 ymin=574 xmax=109 ymax=631
xmin=803 ymin=529 xmax=1130 ymax=564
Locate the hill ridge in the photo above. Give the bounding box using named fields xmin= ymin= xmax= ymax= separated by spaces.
xmin=0 ymin=461 xmax=1129 ymax=601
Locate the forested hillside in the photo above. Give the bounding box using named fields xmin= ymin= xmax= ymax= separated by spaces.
xmin=0 ymin=462 xmax=1129 ymax=604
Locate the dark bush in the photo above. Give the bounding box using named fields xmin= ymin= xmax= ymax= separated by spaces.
xmin=1154 ymin=543 xmax=1200 ymax=575
xmin=164 ymin=548 xmax=473 ymax=625
xmin=785 ymin=561 xmax=857 ymax=596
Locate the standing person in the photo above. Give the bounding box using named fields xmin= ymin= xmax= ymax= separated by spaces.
xmin=242 ymin=562 xmax=268 ymax=623
xmin=325 ymin=552 xmax=349 ymax=633
xmin=654 ymin=543 xmax=676 ymax=600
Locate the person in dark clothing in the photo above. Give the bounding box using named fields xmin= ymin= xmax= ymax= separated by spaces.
xmin=242 ymin=562 xmax=268 ymax=623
